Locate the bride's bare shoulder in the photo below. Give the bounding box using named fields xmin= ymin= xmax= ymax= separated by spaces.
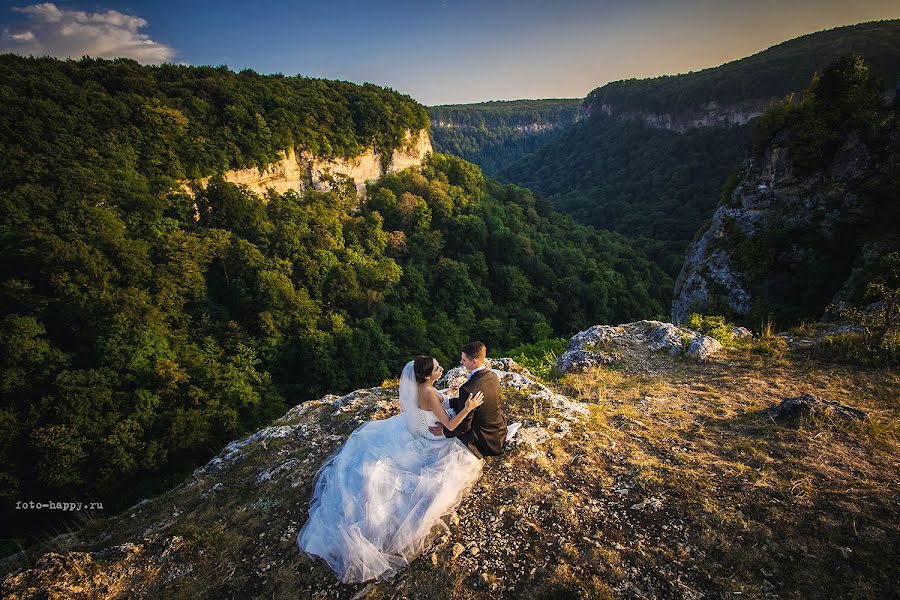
xmin=417 ymin=386 xmax=439 ymax=409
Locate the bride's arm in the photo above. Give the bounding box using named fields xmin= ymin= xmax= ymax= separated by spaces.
xmin=428 ymin=389 xmax=483 ymax=432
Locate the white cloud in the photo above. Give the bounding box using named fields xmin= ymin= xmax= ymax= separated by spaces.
xmin=8 ymin=30 xmax=35 ymax=41
xmin=1 ymin=2 xmax=176 ymax=63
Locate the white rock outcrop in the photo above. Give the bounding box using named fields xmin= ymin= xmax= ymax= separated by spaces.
xmin=671 ymin=126 xmax=887 ymax=324
xmin=555 ymin=320 xmax=726 ymax=373
xmin=184 ymin=128 xmax=432 ymax=199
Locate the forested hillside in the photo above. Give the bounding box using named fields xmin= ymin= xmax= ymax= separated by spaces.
xmin=501 ymin=117 xmax=751 ymax=277
xmin=429 ymin=99 xmax=582 ymax=175
xmin=500 ymin=21 xmax=900 ymax=280
xmin=0 ymin=57 xmax=668 ymax=546
xmin=586 ymin=19 xmax=900 ymax=115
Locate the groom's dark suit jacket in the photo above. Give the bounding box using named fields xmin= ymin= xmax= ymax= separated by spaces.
xmin=443 ymin=368 xmax=507 ymax=458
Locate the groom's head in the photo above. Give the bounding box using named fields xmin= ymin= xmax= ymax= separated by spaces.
xmin=460 ymin=341 xmax=486 ymax=372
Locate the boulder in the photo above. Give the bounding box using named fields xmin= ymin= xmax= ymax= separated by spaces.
xmin=687 ymin=335 xmax=724 ymax=362
xmin=767 ymin=394 xmax=867 ymax=422
xmin=554 ymin=320 xmax=725 ymax=374
xmin=555 ymin=349 xmax=621 ymax=373
xmin=647 ymin=323 xmax=687 ymax=355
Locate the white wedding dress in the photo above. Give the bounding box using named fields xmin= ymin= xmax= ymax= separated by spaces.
xmin=297 ymin=361 xmax=483 ymax=583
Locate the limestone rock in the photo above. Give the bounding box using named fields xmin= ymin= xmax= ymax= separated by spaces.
xmin=451 ymin=543 xmax=466 ymax=560
xmin=554 ymin=349 xmax=620 ymax=373
xmin=568 ymin=324 xmax=622 ymax=349
xmin=732 ymin=326 xmax=753 ymax=339
xmin=591 ymin=97 xmax=774 ymax=133
xmin=671 ymin=121 xmax=896 ymax=324
xmin=686 ymin=335 xmax=724 ymax=362
xmin=767 ymin=394 xmax=867 ymax=422
xmin=512 ymin=427 xmax=552 ymax=450
xmin=485 ymin=357 xmax=533 ymax=378
xmin=647 ymin=323 xmax=686 ymax=356
xmin=183 ymin=128 xmax=432 ymax=200
xmin=555 ymin=320 xmax=724 ymax=373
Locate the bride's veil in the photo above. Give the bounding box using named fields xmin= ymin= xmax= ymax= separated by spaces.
xmin=398 ymin=360 xmax=419 ymax=434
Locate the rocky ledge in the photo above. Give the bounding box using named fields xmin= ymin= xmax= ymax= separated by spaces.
xmin=0 ymin=351 xmax=595 ymax=599
xmin=555 ymin=320 xmax=753 ymax=373
xmin=3 ymin=320 xmax=896 ymax=600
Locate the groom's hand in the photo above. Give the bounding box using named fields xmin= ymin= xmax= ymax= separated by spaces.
xmin=428 ymin=425 xmax=445 ymax=437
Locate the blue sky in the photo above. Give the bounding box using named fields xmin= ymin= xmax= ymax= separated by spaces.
xmin=0 ymin=1 xmax=897 ymax=105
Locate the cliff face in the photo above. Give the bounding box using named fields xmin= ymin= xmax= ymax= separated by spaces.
xmin=671 ymin=123 xmax=899 ymax=325
xmin=431 ymin=120 xmax=577 ymax=134
xmin=588 ymin=98 xmax=775 ymax=133
xmin=184 ymin=128 xmax=432 ymax=199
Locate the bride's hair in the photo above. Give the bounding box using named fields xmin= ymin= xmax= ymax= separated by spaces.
xmin=413 ymin=355 xmax=435 ymax=384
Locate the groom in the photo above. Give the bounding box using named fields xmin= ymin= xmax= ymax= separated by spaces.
xmin=429 ymin=341 xmax=508 ymax=459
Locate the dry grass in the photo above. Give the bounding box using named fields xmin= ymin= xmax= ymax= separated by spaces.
xmin=552 ymin=353 xmax=900 ymax=599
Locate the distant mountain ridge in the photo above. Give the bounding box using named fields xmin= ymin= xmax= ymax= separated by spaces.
xmin=586 ymin=20 xmax=900 ymax=132
xmin=429 ymin=99 xmax=583 ymax=175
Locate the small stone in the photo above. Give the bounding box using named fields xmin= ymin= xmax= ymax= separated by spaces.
xmin=732 ymin=326 xmax=753 ymax=339
xmin=629 ymin=497 xmax=662 ymax=511
xmin=451 ymin=543 xmax=465 ymax=559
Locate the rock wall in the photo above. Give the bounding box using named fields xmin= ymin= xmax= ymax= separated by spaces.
xmin=671 ymin=125 xmax=897 ymax=324
xmin=589 ymin=98 xmax=776 ymax=133
xmin=183 ymin=128 xmax=432 ymax=199
xmin=431 ymin=120 xmax=575 ymax=133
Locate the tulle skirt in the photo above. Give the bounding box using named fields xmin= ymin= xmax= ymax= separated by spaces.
xmin=297 ymin=414 xmax=483 ymax=583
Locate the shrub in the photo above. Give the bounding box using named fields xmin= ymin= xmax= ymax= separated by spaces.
xmin=811 ymin=331 xmax=899 ymax=367
xmin=686 ymin=313 xmax=739 ymax=348
xmin=719 ymin=172 xmax=742 ymax=208
xmin=813 ymin=252 xmax=900 ymax=366
xmin=502 ymin=337 xmax=568 ymax=380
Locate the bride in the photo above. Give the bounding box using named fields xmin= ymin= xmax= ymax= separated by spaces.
xmin=297 ymin=355 xmax=485 ymax=583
